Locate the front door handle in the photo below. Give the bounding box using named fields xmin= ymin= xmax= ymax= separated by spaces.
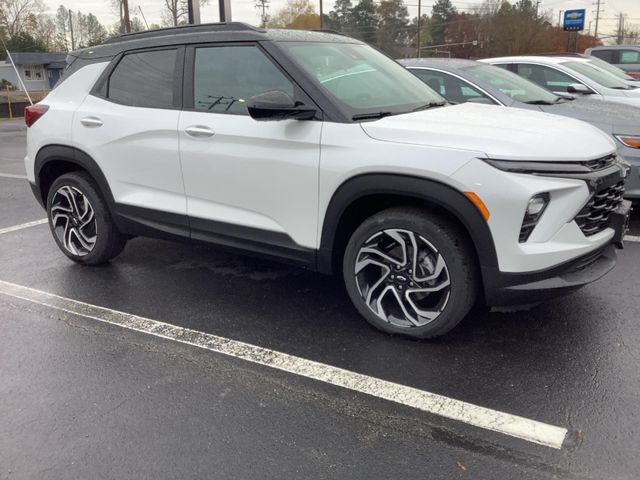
xmin=80 ymin=117 xmax=103 ymax=128
xmin=185 ymin=125 xmax=215 ymax=138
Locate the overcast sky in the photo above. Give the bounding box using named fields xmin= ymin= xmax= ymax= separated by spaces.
xmin=40 ymin=0 xmax=640 ymax=40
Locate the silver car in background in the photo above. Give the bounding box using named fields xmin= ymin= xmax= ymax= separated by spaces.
xmin=400 ymin=58 xmax=640 ymax=199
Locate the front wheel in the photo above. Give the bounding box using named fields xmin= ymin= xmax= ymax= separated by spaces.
xmin=46 ymin=171 xmax=127 ymax=265
xmin=343 ymin=207 xmax=479 ymax=339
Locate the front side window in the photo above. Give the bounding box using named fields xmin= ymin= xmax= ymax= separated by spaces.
xmin=620 ymin=50 xmax=640 ymax=64
xmin=515 ymin=63 xmax=578 ymax=91
xmin=193 ymin=45 xmax=294 ymax=115
xmin=464 ymin=64 xmax=558 ymax=104
xmin=108 ymin=49 xmax=177 ymax=108
xmin=591 ymin=49 xmax=616 ymax=63
xmin=281 ymin=42 xmax=443 ymax=118
xmin=410 ymin=69 xmax=494 ymax=104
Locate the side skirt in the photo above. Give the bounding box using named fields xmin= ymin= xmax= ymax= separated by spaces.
xmin=112 ymin=203 xmax=317 ymax=270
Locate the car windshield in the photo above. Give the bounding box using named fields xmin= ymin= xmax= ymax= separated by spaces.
xmin=280 ymin=42 xmax=444 ymax=119
xmin=561 ymin=61 xmax=631 ymax=89
xmin=462 ymin=63 xmax=559 ymax=104
xmin=585 ymin=57 xmax=636 ymax=82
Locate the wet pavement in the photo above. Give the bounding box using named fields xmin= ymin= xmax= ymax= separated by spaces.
xmin=1 ymin=120 xmax=639 ymax=479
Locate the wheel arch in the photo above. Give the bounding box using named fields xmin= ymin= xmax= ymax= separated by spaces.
xmin=34 ymin=145 xmax=115 ymax=209
xmin=317 ymin=174 xmax=499 ymax=277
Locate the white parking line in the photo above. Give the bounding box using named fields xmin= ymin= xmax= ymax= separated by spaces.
xmin=0 ymin=219 xmax=48 ymax=235
xmin=625 ymin=235 xmax=640 ymax=243
xmin=0 ymin=172 xmax=27 ymax=179
xmin=0 ymin=280 xmax=567 ymax=449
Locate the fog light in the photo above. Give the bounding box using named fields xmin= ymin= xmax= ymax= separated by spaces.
xmin=520 ymin=193 xmax=550 ymax=243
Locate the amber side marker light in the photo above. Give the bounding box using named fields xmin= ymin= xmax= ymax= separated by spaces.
xmin=616 ymin=135 xmax=640 ymax=149
xmin=464 ymin=192 xmax=490 ymax=221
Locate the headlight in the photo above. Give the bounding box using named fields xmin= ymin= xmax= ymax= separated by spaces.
xmin=615 ymin=135 xmax=640 ymax=149
xmin=520 ymin=193 xmax=550 ymax=243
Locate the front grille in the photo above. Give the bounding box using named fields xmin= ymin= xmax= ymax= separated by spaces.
xmin=584 ymin=154 xmax=617 ymax=172
xmin=574 ymin=180 xmax=626 ymax=236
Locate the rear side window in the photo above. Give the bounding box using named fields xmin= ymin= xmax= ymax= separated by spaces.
xmin=108 ymin=49 xmax=177 ymax=108
xmin=591 ymin=49 xmax=616 ymax=63
xmin=409 ymin=69 xmax=494 ymax=104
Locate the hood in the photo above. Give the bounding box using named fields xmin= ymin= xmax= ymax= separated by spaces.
xmin=360 ymin=103 xmax=615 ymax=162
xmin=539 ymin=98 xmax=640 ymax=135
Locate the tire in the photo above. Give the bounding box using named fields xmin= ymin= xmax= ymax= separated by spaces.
xmin=46 ymin=171 xmax=127 ymax=265
xmin=342 ymin=206 xmax=479 ymax=339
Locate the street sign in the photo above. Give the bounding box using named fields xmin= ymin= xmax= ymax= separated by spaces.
xmin=563 ymin=9 xmax=586 ymax=32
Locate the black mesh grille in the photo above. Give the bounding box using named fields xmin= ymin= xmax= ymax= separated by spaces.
xmin=574 ymin=180 xmax=626 ymax=236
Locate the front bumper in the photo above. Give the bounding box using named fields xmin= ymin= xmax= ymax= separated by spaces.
xmin=483 ymin=243 xmax=617 ymax=306
xmin=619 ymin=147 xmax=640 ymax=199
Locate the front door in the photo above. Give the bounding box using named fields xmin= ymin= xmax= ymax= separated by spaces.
xmin=178 ymin=44 xmax=322 ymax=262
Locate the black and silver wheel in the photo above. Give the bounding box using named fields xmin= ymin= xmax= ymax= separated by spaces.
xmin=47 ymin=172 xmax=127 ymax=265
xmin=343 ymin=207 xmax=478 ymax=338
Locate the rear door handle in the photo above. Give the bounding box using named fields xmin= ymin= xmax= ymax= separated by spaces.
xmin=80 ymin=116 xmax=103 ymax=128
xmin=185 ymin=125 xmax=215 ymax=138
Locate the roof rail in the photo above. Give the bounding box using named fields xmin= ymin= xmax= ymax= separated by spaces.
xmin=535 ymin=52 xmax=586 ymax=57
xmin=104 ymin=22 xmax=265 ymax=44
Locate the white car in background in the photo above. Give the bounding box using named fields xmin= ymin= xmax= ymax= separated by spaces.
xmin=482 ymin=55 xmax=640 ymax=107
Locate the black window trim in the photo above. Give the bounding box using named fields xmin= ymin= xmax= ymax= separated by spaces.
xmin=407 ymin=67 xmax=502 ymax=106
xmin=90 ymin=45 xmax=185 ymax=110
xmin=182 ymin=41 xmax=322 ymax=120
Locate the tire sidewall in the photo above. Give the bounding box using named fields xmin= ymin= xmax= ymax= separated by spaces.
xmin=343 ymin=209 xmax=476 ymax=338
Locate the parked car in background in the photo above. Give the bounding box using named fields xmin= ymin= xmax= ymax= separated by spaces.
xmin=482 ymin=55 xmax=640 ymax=107
xmin=586 ymin=45 xmax=640 ymax=80
xmin=535 ymin=52 xmax=640 ymax=87
xmin=400 ymin=58 xmax=640 ymax=200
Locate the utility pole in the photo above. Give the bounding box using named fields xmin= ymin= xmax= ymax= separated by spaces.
xmin=616 ymin=12 xmax=625 ymax=44
xmin=255 ymin=0 xmax=270 ymax=27
xmin=417 ymin=0 xmax=421 ymax=57
xmin=68 ymin=9 xmax=75 ymax=50
xmin=122 ymin=0 xmax=131 ymax=33
xmin=592 ymin=0 xmax=604 ymax=44
xmin=558 ymin=9 xmax=563 ymax=27
xmin=219 ymin=0 xmax=232 ymax=22
xmin=138 ymin=5 xmax=149 ymax=29
xmin=187 ymin=0 xmax=201 ymax=24
xmin=319 ymin=0 xmax=323 ymax=28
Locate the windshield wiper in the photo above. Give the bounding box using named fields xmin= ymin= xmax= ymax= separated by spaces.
xmin=411 ymin=101 xmax=447 ymax=112
xmin=352 ymin=111 xmax=393 ymax=121
xmin=524 ymin=100 xmax=555 ymax=105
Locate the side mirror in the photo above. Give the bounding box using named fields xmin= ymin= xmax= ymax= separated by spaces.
xmin=566 ymin=83 xmax=592 ymax=95
xmin=247 ymin=90 xmax=316 ymax=121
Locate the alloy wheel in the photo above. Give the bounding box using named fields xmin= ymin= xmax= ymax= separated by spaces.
xmin=50 ymin=185 xmax=97 ymax=256
xmin=354 ymin=228 xmax=451 ymax=328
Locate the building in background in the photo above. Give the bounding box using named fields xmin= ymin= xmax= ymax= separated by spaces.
xmin=0 ymin=53 xmax=67 ymax=91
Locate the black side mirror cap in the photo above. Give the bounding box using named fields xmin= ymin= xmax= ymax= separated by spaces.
xmin=247 ymin=90 xmax=317 ymax=121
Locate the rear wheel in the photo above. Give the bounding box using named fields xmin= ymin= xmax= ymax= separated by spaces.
xmin=343 ymin=206 xmax=478 ymax=338
xmin=46 ymin=172 xmax=127 ymax=265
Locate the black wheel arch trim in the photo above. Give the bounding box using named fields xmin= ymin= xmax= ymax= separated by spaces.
xmin=34 ymin=144 xmax=117 ymax=210
xmin=317 ymin=173 xmax=499 ymax=276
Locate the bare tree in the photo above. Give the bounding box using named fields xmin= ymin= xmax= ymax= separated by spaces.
xmin=0 ymin=0 xmax=46 ymax=37
xmin=161 ymin=0 xmax=208 ymax=27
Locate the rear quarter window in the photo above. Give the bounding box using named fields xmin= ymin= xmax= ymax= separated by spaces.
xmin=107 ymin=49 xmax=178 ymax=108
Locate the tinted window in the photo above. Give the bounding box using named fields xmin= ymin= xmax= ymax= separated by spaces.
xmin=410 ymin=69 xmax=495 ymax=104
xmin=193 ymin=45 xmax=293 ymax=115
xmin=561 ymin=61 xmax=629 ymax=89
xmin=108 ymin=49 xmax=177 ymax=108
xmin=591 ymin=49 xmax=616 ymax=63
xmin=515 ymin=63 xmax=578 ymax=90
xmin=620 ymin=50 xmax=640 ymax=64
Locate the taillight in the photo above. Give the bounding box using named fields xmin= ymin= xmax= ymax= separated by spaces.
xmin=25 ymin=104 xmax=49 ymax=127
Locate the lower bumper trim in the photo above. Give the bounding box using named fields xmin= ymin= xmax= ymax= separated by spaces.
xmin=482 ymin=244 xmax=617 ymax=307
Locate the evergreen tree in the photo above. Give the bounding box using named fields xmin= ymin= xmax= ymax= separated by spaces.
xmin=430 ymin=0 xmax=457 ymax=45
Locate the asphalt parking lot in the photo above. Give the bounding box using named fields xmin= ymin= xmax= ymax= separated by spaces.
xmin=1 ymin=118 xmax=639 ymax=479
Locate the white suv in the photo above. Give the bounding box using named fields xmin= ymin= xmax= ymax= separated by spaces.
xmin=25 ymin=24 xmax=631 ymax=338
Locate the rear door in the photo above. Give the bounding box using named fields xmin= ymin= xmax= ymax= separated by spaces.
xmin=177 ymin=43 xmax=322 ymax=263
xmin=72 ymin=47 xmax=186 ymax=219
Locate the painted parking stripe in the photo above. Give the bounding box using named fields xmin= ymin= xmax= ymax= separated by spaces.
xmin=625 ymin=235 xmax=640 ymax=243
xmin=0 ymin=172 xmax=27 ymax=179
xmin=0 ymin=219 xmax=48 ymax=235
xmin=0 ymin=280 xmax=567 ymax=449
